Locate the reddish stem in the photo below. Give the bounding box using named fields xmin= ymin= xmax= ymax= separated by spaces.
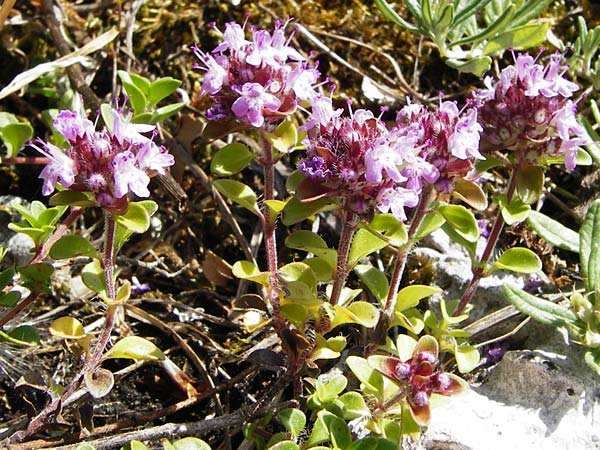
xmin=330 ymin=207 xmax=358 ymax=306
xmin=2 ymin=156 xmax=49 ymax=165
xmin=453 ymin=169 xmax=518 ymax=316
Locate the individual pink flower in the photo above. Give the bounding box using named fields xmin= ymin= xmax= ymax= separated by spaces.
xmin=231 ymin=83 xmax=282 ymax=127
xmin=30 ymin=140 xmax=77 ymax=196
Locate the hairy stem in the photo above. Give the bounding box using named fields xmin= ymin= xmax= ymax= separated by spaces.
xmin=260 ymin=140 xmax=284 ymax=331
xmin=453 ymin=169 xmax=518 ymax=316
xmin=330 ymin=207 xmax=358 ymax=306
xmin=375 ymin=185 xmax=433 ymax=339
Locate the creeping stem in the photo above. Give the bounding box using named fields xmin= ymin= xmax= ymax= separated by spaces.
xmin=453 ymin=168 xmax=518 ymax=316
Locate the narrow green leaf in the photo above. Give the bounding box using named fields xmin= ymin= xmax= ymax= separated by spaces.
xmin=148 ymin=77 xmax=181 ymax=108
xmin=527 ymin=210 xmax=579 ymax=253
xmin=213 ymin=179 xmax=260 ymax=216
xmin=149 ymin=102 xmax=186 ymax=123
xmin=128 ymin=73 xmax=151 ymax=95
xmin=210 ymin=143 xmax=254 ymax=176
xmin=7 ymin=325 xmax=40 ymax=346
xmin=580 ymin=200 xmax=600 ymax=293
xmin=584 ymin=349 xmax=600 ymax=376
xmin=374 ymin=0 xmax=421 ymax=33
xmin=491 ymin=247 xmax=542 ymax=274
xmin=103 ymin=336 xmax=165 ymax=361
xmin=396 ymin=285 xmax=442 ymax=312
xmin=50 ymin=235 xmax=98 ymax=260
xmin=503 ymin=284 xmax=578 ymax=326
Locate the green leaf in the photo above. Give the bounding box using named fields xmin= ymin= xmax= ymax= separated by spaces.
xmin=285 ymin=230 xmax=337 ymax=269
xmin=267 ymin=442 xmax=299 ymax=450
xmin=338 ymin=391 xmax=370 ymax=420
xmin=366 ymin=213 xmax=408 ymax=246
xmin=527 ymin=210 xmax=579 ymax=253
xmin=315 ymin=373 xmax=347 ymax=403
xmin=277 ymin=408 xmax=306 ymax=438
xmin=114 ymin=200 xmax=158 ymax=252
xmin=0 ymin=291 xmax=20 ymax=308
xmin=6 ymin=325 xmax=40 ymax=346
xmin=438 ymin=204 xmax=479 ymax=243
xmin=172 ymin=437 xmax=212 ymax=450
xmin=49 ymin=190 xmax=95 ymax=207
xmin=50 ymin=235 xmax=98 ymax=260
xmin=17 ymin=263 xmax=53 ymax=294
xmin=452 ymin=178 xmax=488 ymax=210
xmin=210 ymin=143 xmax=254 ymax=176
xmin=516 ymin=163 xmax=544 ymax=204
xmin=279 ymin=262 xmax=318 ymax=296
xmin=584 ymin=349 xmax=600 ymax=376
xmin=281 ymin=197 xmax=337 ymax=226
xmin=396 ymin=285 xmax=442 ymax=311
xmin=446 ymin=56 xmax=492 ymax=76
xmin=270 ymin=121 xmax=298 ymax=153
xmin=148 ymin=77 xmax=181 ymax=108
xmin=213 ymin=179 xmax=260 ymax=216
xmin=148 ymin=102 xmax=186 ymax=123
xmin=346 ymin=355 xmax=384 ymax=396
xmin=82 ymin=260 xmax=107 ymax=298
xmin=103 ymin=336 xmax=165 ymax=362
xmin=0 ymin=268 xmax=14 ymax=291
xmin=502 ymin=284 xmax=578 ymax=326
xmin=49 ymin=316 xmax=86 ymax=339
xmin=374 ymin=0 xmax=421 ymax=33
xmin=354 ymin=264 xmax=389 ymax=304
xmin=331 ymin=302 xmax=379 ymax=329
xmin=348 ymin=228 xmax=387 ymax=268
xmin=580 ymin=200 xmax=600 ymax=293
xmin=232 ymin=260 xmax=269 ymax=285
xmin=0 ymin=122 xmax=33 ymax=158
xmin=454 ymin=344 xmax=480 ymax=373
xmin=483 ymin=22 xmax=550 ymax=56
xmin=491 ymin=247 xmax=542 ymax=273
xmin=414 ymin=210 xmax=446 ymax=240
xmin=114 ymin=201 xmax=153 ymax=234
xmin=498 ymin=195 xmax=531 ymax=225
xmin=118 ymin=71 xmax=147 ymax=114
xmin=306 ymin=410 xmax=339 ymax=447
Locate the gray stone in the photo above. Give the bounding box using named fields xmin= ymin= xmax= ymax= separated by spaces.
xmin=0 ymin=195 xmax=34 ymax=267
xmin=425 ymin=328 xmax=600 ymax=450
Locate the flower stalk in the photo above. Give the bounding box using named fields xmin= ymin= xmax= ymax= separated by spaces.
xmin=330 ymin=207 xmax=359 ymax=306
xmin=453 ymin=168 xmax=518 ymax=316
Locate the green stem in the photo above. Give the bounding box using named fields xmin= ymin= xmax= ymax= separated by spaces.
xmin=453 ymin=169 xmax=518 ymax=316
xmin=330 ymin=207 xmax=358 ymax=306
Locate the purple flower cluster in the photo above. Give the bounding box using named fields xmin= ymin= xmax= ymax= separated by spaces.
xmin=193 ymin=18 xmax=323 ymax=128
xmin=296 ymin=98 xmax=483 ymax=221
xmin=32 ymin=99 xmax=174 ymax=214
xmin=476 ymin=52 xmax=589 ymax=170
xmin=373 ymin=336 xmax=467 ymax=426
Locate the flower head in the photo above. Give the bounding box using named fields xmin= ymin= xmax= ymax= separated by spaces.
xmin=476 ymin=51 xmax=588 ymax=170
xmin=370 ymin=335 xmax=467 ymax=426
xmin=32 ymin=100 xmax=174 ymax=213
xmin=193 ymin=19 xmax=322 ymax=129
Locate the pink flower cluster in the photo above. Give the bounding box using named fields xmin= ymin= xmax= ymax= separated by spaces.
xmin=373 ymin=336 xmax=467 ymax=426
xmin=193 ymin=18 xmax=323 ymax=128
xmin=476 ymin=52 xmax=589 ymax=170
xmin=32 ymin=99 xmax=174 ymax=213
xmin=297 ymin=99 xmax=483 ymax=221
